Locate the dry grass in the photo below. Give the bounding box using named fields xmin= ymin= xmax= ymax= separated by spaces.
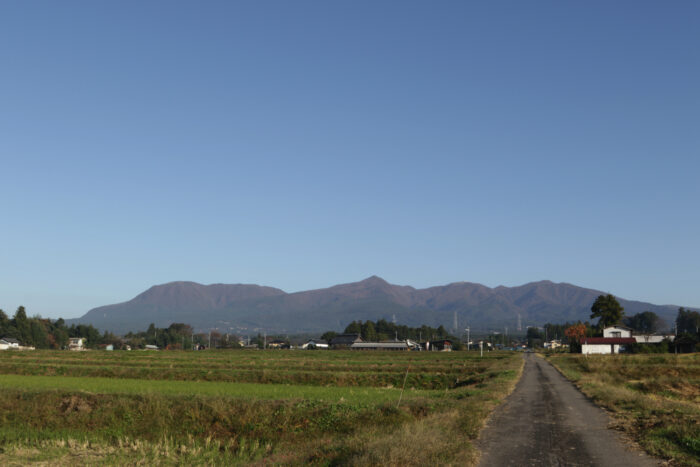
xmin=546 ymin=353 xmax=700 ymax=466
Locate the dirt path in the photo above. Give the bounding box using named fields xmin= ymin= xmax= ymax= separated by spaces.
xmin=477 ymin=353 xmax=660 ymax=466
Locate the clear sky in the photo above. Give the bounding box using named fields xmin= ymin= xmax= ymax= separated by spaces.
xmin=1 ymin=1 xmax=698 ymax=319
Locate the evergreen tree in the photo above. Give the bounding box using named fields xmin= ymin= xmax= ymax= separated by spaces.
xmin=624 ymin=311 xmax=661 ymax=334
xmin=362 ymin=321 xmax=377 ymax=341
xmin=13 ymin=306 xmax=31 ymax=344
xmin=676 ymin=307 xmax=700 ymax=335
xmin=343 ymin=321 xmax=362 ymax=335
xmin=590 ymin=295 xmax=624 ymax=329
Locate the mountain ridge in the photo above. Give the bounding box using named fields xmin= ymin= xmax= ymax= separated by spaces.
xmin=68 ymin=277 xmax=689 ymax=335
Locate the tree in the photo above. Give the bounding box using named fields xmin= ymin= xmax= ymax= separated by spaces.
xmin=590 ymin=295 xmax=624 ymax=329
xmin=564 ymin=323 xmax=587 ymax=353
xmin=13 ymin=306 xmax=31 ymax=344
xmin=29 ymin=320 xmax=49 ymax=348
xmin=624 ymin=311 xmax=661 ymax=334
xmin=320 ymin=331 xmax=337 ymax=342
xmin=344 ymin=321 xmax=362 ymax=335
xmin=676 ymin=307 xmax=700 ymax=335
xmin=565 ymin=323 xmax=587 ymax=343
xmin=526 ymin=327 xmax=543 ymax=348
xmin=362 ymin=321 xmax=377 ymax=341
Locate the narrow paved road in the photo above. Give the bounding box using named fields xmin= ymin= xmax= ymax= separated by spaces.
xmin=477 ymin=353 xmax=660 ymax=466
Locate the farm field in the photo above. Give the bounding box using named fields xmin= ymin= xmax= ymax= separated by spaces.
xmin=545 ymin=353 xmax=700 ymax=466
xmin=0 ymin=349 xmax=522 ymax=465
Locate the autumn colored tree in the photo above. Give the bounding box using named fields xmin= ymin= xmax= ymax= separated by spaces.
xmin=565 ymin=323 xmax=587 ymax=344
xmin=565 ymin=323 xmax=587 ymax=353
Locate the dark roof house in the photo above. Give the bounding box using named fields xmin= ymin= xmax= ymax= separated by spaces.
xmin=329 ymin=333 xmax=363 ymax=348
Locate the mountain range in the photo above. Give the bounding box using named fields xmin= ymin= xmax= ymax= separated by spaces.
xmin=67 ymin=276 xmax=686 ymax=335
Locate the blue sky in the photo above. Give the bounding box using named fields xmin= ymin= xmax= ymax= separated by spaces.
xmin=1 ymin=1 xmax=698 ymax=319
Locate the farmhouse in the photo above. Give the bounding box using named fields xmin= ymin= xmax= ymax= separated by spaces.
xmin=68 ymin=337 xmax=86 ymax=351
xmin=581 ymin=337 xmax=636 ymax=354
xmin=544 ymin=339 xmax=564 ymax=350
xmin=0 ymin=337 xmax=20 ymax=350
xmin=350 ymin=339 xmax=420 ymax=351
xmin=329 ymin=333 xmax=363 ymax=349
xmin=267 ymin=339 xmax=289 ymax=349
xmin=603 ymin=325 xmax=632 ymax=338
xmin=579 ymin=326 xmax=636 ymax=354
xmin=581 ymin=325 xmax=679 ymax=354
xmin=301 ymin=339 xmax=329 ymax=350
xmin=422 ymin=339 xmax=453 ymax=352
xmin=633 ymin=334 xmax=675 ymax=344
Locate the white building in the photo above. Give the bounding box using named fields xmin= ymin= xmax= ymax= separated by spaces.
xmin=0 ymin=338 xmax=20 ymax=350
xmin=544 ymin=339 xmax=563 ymax=350
xmin=633 ymin=334 xmax=675 ymax=344
xmin=350 ymin=340 xmax=420 ymax=351
xmin=582 ymin=326 xmax=675 ymax=354
xmin=602 ymin=325 xmax=632 ymax=338
xmin=301 ymin=339 xmax=329 ymax=350
xmin=581 ymin=337 xmax=636 ymax=354
xmin=68 ymin=337 xmax=86 ymax=351
xmin=581 ymin=326 xmax=635 ymax=354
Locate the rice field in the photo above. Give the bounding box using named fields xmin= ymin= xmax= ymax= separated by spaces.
xmin=0 ymin=349 xmax=523 ymax=465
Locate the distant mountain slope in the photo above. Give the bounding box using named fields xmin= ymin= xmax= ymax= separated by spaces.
xmin=68 ymin=276 xmax=685 ymax=335
xmin=72 ymin=282 xmax=286 ymax=334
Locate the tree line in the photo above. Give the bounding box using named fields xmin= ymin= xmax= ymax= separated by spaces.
xmin=0 ymin=306 xmax=118 ymax=349
xmin=0 ymin=306 xmax=239 ymax=350
xmin=321 ymin=319 xmax=463 ymax=349
xmin=124 ymin=323 xmax=245 ymax=350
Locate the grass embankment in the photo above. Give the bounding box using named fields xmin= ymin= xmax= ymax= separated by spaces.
xmin=0 ymin=350 xmax=523 ymax=465
xmin=545 ymin=353 xmax=700 ymax=466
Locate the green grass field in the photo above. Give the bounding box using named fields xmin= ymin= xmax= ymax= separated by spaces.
xmin=545 ymin=353 xmax=700 ymax=466
xmin=0 ymin=349 xmax=522 ymax=465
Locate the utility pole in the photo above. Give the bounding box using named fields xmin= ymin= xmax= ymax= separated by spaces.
xmin=208 ymin=331 xmax=211 ymax=349
xmin=465 ymin=327 xmax=470 ymax=351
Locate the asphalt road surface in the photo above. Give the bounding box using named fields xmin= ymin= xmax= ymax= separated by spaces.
xmin=477 ymin=353 xmax=660 ymax=467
